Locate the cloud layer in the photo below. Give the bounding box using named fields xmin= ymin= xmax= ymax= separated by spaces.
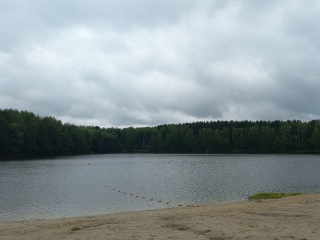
xmin=1 ymin=0 xmax=320 ymax=127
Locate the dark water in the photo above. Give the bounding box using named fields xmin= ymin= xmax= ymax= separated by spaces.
xmin=1 ymin=154 xmax=320 ymax=222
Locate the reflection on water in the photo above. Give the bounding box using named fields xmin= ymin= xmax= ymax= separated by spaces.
xmin=0 ymin=154 xmax=320 ymax=221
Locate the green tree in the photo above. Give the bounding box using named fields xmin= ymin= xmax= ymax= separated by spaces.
xmin=297 ymin=121 xmax=308 ymax=150
xmin=258 ymin=126 xmax=275 ymax=151
xmin=248 ymin=125 xmax=259 ymax=151
xmin=198 ymin=128 xmax=214 ymax=151
xmin=279 ymin=124 xmax=292 ymax=151
xmin=121 ymin=127 xmax=136 ymax=152
xmin=149 ymin=131 xmax=164 ymax=152
xmin=232 ymin=127 xmax=246 ymax=150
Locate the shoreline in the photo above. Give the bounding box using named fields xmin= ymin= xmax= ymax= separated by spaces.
xmin=1 ymin=194 xmax=319 ymax=240
xmin=2 ymin=152 xmax=320 ymax=161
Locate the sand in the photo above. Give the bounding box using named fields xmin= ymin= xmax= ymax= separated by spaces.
xmin=0 ymin=194 xmax=319 ymax=240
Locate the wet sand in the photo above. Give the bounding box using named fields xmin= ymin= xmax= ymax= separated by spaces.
xmin=0 ymin=194 xmax=319 ymax=240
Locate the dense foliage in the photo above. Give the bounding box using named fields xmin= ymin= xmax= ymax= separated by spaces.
xmin=1 ymin=108 xmax=320 ymax=158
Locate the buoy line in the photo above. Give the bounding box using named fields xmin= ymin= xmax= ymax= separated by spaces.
xmin=0 ymin=179 xmax=205 ymax=208
xmin=103 ymin=184 xmax=206 ymax=208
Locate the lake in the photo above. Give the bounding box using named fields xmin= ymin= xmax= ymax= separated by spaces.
xmin=1 ymin=154 xmax=320 ymax=222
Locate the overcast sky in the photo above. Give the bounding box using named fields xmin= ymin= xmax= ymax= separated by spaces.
xmin=1 ymin=0 xmax=319 ymax=127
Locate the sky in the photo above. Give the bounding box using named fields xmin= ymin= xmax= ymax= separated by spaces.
xmin=1 ymin=0 xmax=320 ymax=128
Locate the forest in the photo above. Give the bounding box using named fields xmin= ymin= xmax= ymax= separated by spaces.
xmin=1 ymin=108 xmax=320 ymax=158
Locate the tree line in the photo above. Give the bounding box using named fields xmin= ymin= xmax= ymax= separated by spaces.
xmin=1 ymin=108 xmax=320 ymax=158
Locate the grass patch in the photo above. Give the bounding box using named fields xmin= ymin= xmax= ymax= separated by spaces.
xmin=248 ymin=192 xmax=301 ymax=200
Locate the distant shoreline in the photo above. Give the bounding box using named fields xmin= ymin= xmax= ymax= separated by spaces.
xmin=1 ymin=193 xmax=319 ymax=240
xmin=2 ymin=151 xmax=320 ymax=161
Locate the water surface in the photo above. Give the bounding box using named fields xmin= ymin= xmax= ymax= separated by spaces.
xmin=1 ymin=154 xmax=319 ymax=222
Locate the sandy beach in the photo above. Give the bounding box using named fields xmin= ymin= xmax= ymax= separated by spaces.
xmin=0 ymin=194 xmax=319 ymax=240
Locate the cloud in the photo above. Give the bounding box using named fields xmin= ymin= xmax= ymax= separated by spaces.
xmin=1 ymin=0 xmax=320 ymax=127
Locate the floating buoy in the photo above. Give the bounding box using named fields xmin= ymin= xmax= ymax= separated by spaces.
xmin=158 ymin=200 xmax=162 ymax=203
xmin=150 ymin=199 xmax=153 ymax=201
xmin=130 ymin=193 xmax=133 ymax=196
xmin=197 ymin=205 xmax=200 ymax=207
xmin=113 ymin=189 xmax=116 ymax=190
xmin=88 ymin=163 xmax=91 ymax=165
xmin=136 ymin=196 xmax=139 ymax=197
xmin=168 ymin=162 xmax=170 ymax=164
xmin=178 ymin=204 xmax=182 ymax=207
xmin=166 ymin=202 xmax=169 ymax=204
xmin=142 ymin=197 xmax=145 ymax=199
xmin=187 ymin=205 xmax=191 ymax=207
xmin=47 ymin=181 xmax=49 ymax=182
xmin=118 ymin=191 xmax=120 ymax=192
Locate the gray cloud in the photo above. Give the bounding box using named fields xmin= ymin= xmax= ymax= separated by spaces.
xmin=1 ymin=0 xmax=320 ymax=127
